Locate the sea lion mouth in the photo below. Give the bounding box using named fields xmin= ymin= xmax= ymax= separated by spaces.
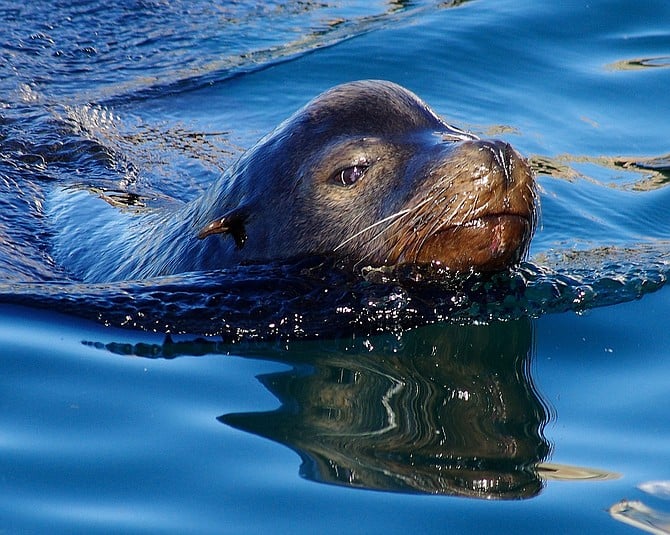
xmin=459 ymin=213 xmax=530 ymax=230
xmin=412 ymin=213 xmax=532 ymax=271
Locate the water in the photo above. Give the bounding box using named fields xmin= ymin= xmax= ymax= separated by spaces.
xmin=1 ymin=0 xmax=670 ymax=533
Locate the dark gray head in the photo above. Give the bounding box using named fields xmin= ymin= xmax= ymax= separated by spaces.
xmin=198 ymin=80 xmax=537 ymax=272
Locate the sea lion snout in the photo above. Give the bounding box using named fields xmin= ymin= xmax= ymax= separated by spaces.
xmin=409 ymin=137 xmax=536 ymax=270
xmin=372 ymin=134 xmax=536 ymax=271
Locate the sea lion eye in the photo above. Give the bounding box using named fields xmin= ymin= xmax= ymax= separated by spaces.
xmin=337 ymin=164 xmax=368 ymax=187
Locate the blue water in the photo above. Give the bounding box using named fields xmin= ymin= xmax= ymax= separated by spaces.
xmin=2 ymin=0 xmax=670 ymax=533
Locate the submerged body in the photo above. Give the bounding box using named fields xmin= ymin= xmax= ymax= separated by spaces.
xmin=50 ymin=80 xmax=537 ymax=282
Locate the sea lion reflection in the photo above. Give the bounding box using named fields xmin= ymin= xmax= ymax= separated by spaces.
xmin=221 ymin=320 xmax=551 ymax=499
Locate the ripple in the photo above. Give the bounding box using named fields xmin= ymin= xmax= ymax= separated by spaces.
xmin=0 ymin=245 xmax=668 ymax=341
xmin=1 ymin=0 xmax=469 ymax=105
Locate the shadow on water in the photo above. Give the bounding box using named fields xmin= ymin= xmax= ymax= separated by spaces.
xmin=92 ymin=319 xmax=615 ymax=499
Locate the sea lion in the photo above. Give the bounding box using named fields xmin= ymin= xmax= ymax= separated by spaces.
xmin=49 ymin=80 xmax=537 ymax=282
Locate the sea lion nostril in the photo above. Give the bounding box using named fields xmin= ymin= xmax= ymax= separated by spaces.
xmin=481 ymin=140 xmax=511 ymax=161
xmin=476 ymin=140 xmax=518 ymax=187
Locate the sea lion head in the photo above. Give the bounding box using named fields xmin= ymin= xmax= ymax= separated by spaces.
xmin=199 ymin=80 xmax=537 ymax=273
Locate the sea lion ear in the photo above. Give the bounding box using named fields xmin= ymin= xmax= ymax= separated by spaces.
xmin=197 ymin=208 xmax=248 ymax=250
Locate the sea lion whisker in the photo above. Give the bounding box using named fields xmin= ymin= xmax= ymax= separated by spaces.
xmin=362 ymin=191 xmax=449 ymax=262
xmin=344 ymin=195 xmax=440 ymax=267
xmin=363 ymin=225 xmax=408 ymax=265
xmin=413 ymin=208 xmax=454 ymax=259
xmin=410 ymin=192 xmax=483 ymax=262
xmin=333 ymin=210 xmax=412 ymax=252
xmin=333 ymin=195 xmax=435 ymax=252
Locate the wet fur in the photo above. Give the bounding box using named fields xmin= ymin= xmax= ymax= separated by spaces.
xmin=49 ymin=80 xmax=536 ymax=282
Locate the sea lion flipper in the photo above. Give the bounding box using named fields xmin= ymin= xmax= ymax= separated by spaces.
xmin=197 ymin=208 xmax=248 ymax=249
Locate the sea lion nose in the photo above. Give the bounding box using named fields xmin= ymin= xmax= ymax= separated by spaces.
xmin=479 ymin=139 xmax=515 ymax=162
xmin=477 ymin=140 xmax=518 ymax=187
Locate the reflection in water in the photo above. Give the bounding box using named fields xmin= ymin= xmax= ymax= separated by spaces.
xmin=92 ymin=319 xmax=620 ymax=499
xmin=530 ymin=153 xmax=670 ymax=191
xmin=610 ymin=500 xmax=670 ymax=534
xmin=610 ymin=481 xmax=670 ymax=534
xmin=606 ymin=56 xmax=670 ymax=71
xmin=221 ymin=320 xmax=551 ymax=499
xmin=537 ymin=462 xmax=617 ymax=482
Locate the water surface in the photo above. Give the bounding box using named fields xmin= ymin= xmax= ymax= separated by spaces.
xmin=1 ymin=0 xmax=670 ymax=533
